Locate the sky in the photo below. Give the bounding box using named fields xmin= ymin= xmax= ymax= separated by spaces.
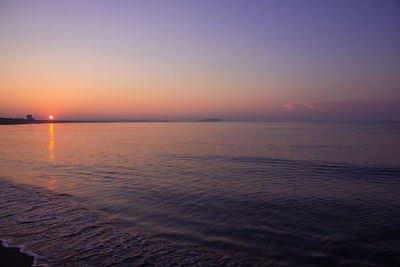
xmin=1 ymin=0 xmax=399 ymax=121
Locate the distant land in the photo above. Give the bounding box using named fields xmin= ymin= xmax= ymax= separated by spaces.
xmin=196 ymin=118 xmax=223 ymax=122
xmin=0 ymin=117 xmax=169 ymax=125
xmin=0 ymin=117 xmax=223 ymax=125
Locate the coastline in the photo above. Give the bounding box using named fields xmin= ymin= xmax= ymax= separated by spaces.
xmin=0 ymin=118 xmax=170 ymax=125
xmin=0 ymin=240 xmax=34 ymax=267
xmin=0 ymin=117 xmax=225 ymax=125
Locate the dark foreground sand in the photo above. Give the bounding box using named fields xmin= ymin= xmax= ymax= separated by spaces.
xmin=0 ymin=241 xmax=34 ymax=267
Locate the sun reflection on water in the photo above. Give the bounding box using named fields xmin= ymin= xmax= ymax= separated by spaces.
xmin=48 ymin=123 xmax=56 ymax=191
xmin=48 ymin=123 xmax=55 ymax=162
xmin=47 ymin=176 xmax=57 ymax=191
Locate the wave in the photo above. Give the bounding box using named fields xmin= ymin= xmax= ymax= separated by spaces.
xmin=2 ymin=154 xmax=400 ymax=266
xmin=0 ymin=178 xmax=256 ymax=266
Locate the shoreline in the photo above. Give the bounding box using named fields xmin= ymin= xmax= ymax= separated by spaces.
xmin=0 ymin=117 xmax=171 ymax=125
xmin=0 ymin=240 xmax=34 ymax=267
xmin=0 ymin=178 xmax=256 ymax=266
xmin=0 ymin=117 xmax=224 ymax=125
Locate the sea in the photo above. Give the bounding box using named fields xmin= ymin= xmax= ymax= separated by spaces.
xmin=0 ymin=122 xmax=399 ymax=266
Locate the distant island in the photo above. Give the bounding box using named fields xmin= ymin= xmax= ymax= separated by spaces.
xmin=196 ymin=118 xmax=223 ymax=122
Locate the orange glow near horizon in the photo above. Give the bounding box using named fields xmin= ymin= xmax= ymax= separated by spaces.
xmin=49 ymin=115 xmax=54 ymax=120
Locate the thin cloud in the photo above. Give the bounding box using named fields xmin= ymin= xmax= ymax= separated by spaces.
xmin=279 ymin=100 xmax=400 ymax=121
xmin=282 ymin=102 xmax=319 ymax=112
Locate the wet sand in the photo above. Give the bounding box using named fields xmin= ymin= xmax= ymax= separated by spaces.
xmin=0 ymin=241 xmax=34 ymax=267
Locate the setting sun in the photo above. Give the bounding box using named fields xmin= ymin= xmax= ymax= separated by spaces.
xmin=49 ymin=115 xmax=54 ymax=120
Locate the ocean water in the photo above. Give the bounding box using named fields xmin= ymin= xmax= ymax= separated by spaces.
xmin=0 ymin=122 xmax=400 ymax=266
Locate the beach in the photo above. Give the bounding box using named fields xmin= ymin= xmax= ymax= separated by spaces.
xmin=0 ymin=241 xmax=34 ymax=267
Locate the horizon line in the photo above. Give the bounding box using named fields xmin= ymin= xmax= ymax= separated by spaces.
xmin=1 ymin=116 xmax=399 ymax=125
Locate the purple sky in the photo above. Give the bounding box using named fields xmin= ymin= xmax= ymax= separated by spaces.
xmin=1 ymin=0 xmax=399 ymax=121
